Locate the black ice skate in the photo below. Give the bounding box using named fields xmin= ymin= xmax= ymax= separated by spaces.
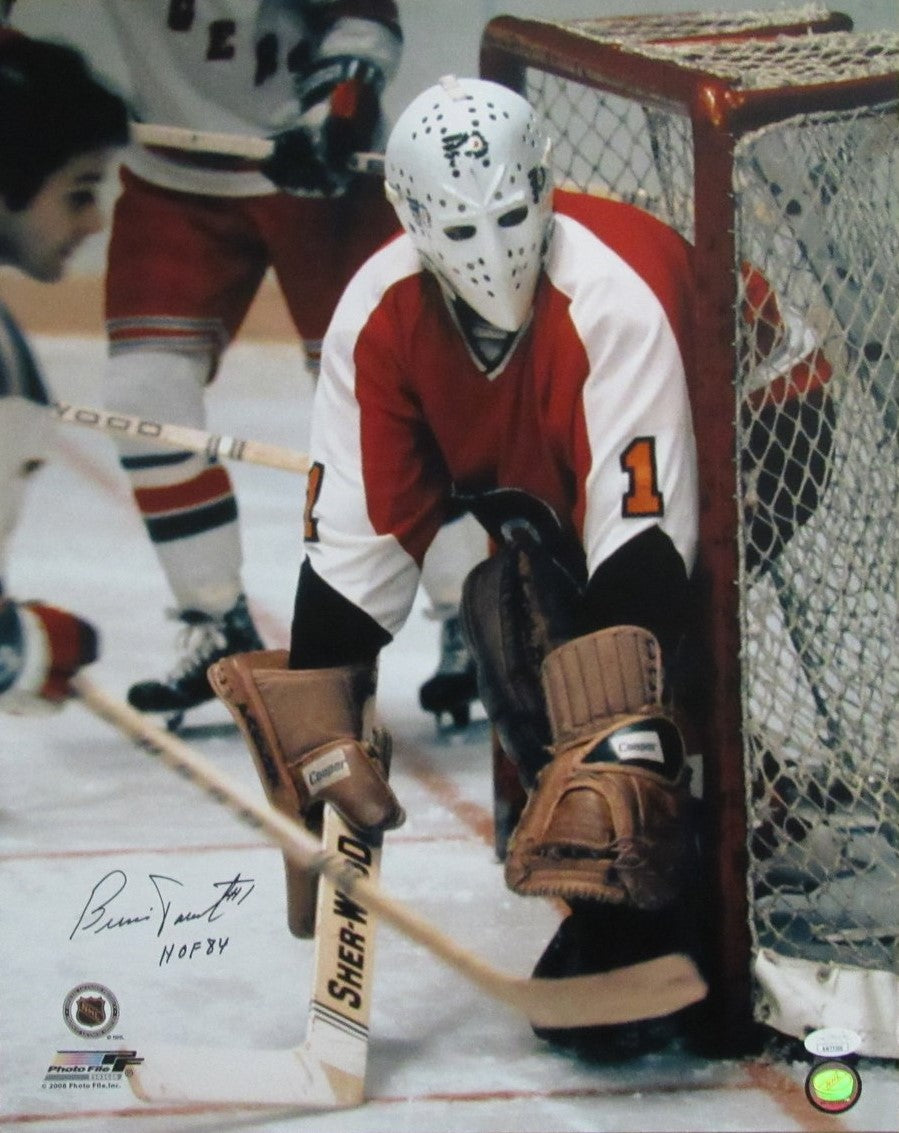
xmin=128 ymin=594 xmax=263 ymax=729
xmin=418 ymin=614 xmax=479 ymax=728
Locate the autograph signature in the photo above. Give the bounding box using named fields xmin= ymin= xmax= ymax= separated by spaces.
xmin=69 ymin=870 xmax=256 ymax=940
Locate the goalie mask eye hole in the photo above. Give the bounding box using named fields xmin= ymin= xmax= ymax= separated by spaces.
xmin=444 ymin=223 xmax=477 ymax=242
xmin=497 ymin=205 xmax=529 ymax=228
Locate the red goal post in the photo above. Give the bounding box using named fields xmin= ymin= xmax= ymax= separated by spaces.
xmin=480 ymin=10 xmax=899 ymax=1057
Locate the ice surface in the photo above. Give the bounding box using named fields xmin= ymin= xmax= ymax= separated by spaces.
xmin=1 ymin=337 xmax=896 ymax=1132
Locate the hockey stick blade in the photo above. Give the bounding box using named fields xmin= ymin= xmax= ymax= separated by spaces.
xmin=129 ymin=1039 xmax=343 ymax=1108
xmin=74 ymin=677 xmax=707 ymax=1030
xmin=54 ymin=401 xmax=310 ymax=475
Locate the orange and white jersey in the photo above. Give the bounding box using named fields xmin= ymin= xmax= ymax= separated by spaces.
xmin=102 ymin=0 xmax=401 ymax=197
xmin=303 ymin=191 xmax=700 ymax=638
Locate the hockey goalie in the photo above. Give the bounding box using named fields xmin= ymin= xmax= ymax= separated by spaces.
xmin=211 ymin=74 xmax=710 ymax=1060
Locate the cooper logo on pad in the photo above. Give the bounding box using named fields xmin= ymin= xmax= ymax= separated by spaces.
xmin=303 ymin=747 xmax=352 ymax=795
xmin=608 ymin=730 xmax=665 ymax=764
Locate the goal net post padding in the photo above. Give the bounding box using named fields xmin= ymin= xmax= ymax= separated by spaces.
xmin=480 ymin=10 xmax=899 ymax=1058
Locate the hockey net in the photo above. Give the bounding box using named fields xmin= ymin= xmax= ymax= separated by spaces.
xmin=481 ymin=9 xmax=899 ymax=1057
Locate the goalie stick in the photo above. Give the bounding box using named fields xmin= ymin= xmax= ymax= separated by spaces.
xmin=72 ymin=677 xmax=706 ymax=1050
xmin=129 ymin=804 xmax=381 ymax=1108
xmin=131 ymin=121 xmax=385 ymax=175
xmin=54 ymin=401 xmax=310 ymax=475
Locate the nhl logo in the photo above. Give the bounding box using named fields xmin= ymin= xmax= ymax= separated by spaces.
xmin=63 ymin=983 xmax=119 ymax=1038
xmin=76 ymin=996 xmax=107 ymax=1028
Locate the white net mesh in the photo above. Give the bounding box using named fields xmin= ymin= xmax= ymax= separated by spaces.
xmin=634 ymin=30 xmax=899 ymax=86
xmin=542 ymin=5 xmax=835 ymax=45
xmin=734 ymin=104 xmax=899 ymax=975
xmin=504 ymin=22 xmax=899 ymax=1052
xmin=532 ymin=72 xmax=695 ymax=236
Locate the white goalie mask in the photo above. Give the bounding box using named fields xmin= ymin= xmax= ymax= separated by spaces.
xmin=385 ymin=76 xmax=553 ymax=333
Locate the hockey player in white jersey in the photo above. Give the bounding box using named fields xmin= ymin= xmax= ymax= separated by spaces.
xmin=56 ymin=1 xmax=396 ymax=725
xmin=71 ymin=0 xmax=486 ymax=729
xmin=0 ymin=31 xmax=128 ymax=712
xmin=23 ymin=1 xmax=474 ymax=724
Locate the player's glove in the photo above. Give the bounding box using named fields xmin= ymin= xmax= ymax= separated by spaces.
xmin=0 ymin=598 xmax=99 ymax=713
xmin=264 ymin=58 xmax=382 ymax=194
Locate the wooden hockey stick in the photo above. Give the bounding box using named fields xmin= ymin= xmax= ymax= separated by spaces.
xmin=131 ymin=121 xmax=385 ymax=175
xmin=54 ymin=401 xmax=310 ymax=475
xmin=73 ymin=676 xmax=707 ymax=1034
xmin=301 ymin=811 xmax=381 ymax=1109
xmin=129 ymin=806 xmax=380 ymax=1108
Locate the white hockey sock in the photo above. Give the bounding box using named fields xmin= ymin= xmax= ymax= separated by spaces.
xmin=104 ymin=349 xmax=244 ymax=616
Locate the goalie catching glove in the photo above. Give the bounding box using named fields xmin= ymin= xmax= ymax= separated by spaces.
xmin=208 ymin=650 xmax=404 ymax=937
xmin=264 ymin=58 xmax=383 ymax=194
xmin=504 ymin=625 xmax=692 ymax=910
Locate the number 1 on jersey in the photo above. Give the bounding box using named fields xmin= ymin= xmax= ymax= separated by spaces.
xmin=620 ymin=437 xmax=664 ymax=518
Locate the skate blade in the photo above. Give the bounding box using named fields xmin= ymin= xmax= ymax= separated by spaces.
xmin=163 ymin=707 xmax=238 ymax=739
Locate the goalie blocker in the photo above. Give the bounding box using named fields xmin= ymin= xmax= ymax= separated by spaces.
xmin=208 ymin=651 xmax=404 ymax=937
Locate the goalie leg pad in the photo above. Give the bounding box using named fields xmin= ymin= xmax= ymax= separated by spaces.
xmin=504 ymin=627 xmax=691 ymax=909
xmin=208 ymin=650 xmax=404 ymax=938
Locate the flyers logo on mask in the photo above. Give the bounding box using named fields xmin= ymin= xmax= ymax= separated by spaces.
xmin=441 ymin=131 xmax=489 ymax=174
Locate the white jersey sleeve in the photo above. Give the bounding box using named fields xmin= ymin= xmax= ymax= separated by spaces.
xmin=546 ymin=213 xmax=699 ymax=577
xmin=304 ymin=238 xmax=423 ymax=638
